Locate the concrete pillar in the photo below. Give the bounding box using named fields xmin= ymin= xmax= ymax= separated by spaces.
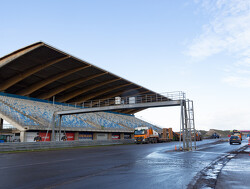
xmin=0 ymin=118 xmax=3 ymax=130
xmin=108 ymin=133 xmax=112 ymax=140
xmin=20 ymin=131 xmax=25 ymax=142
xmin=74 ymin=132 xmax=79 ymax=141
xmin=120 ymin=133 xmax=124 ymax=140
xmin=93 ymin=133 xmax=97 ymax=140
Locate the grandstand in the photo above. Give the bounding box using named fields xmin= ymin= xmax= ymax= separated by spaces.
xmin=0 ymin=42 xmax=163 ymax=142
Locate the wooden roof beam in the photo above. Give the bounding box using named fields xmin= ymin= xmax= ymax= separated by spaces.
xmin=37 ymin=72 xmax=107 ymax=99
xmin=102 ymin=87 xmax=142 ymax=100
xmin=121 ymin=109 xmax=134 ymax=114
xmin=128 ymin=108 xmax=146 ymax=114
xmin=17 ymin=66 xmax=90 ymax=96
xmin=90 ymin=87 xmax=142 ymax=107
xmin=0 ymin=42 xmax=43 ymax=68
xmin=0 ymin=56 xmax=69 ymax=91
xmin=74 ymin=83 xmax=133 ymax=103
xmin=112 ymin=87 xmax=142 ymax=98
xmin=57 ymin=78 xmax=121 ymax=102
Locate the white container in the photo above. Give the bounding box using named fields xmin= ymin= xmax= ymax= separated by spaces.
xmin=115 ymin=97 xmax=121 ymax=104
xmin=129 ymin=97 xmax=135 ymax=104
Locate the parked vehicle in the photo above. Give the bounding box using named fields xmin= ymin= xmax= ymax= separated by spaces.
xmin=229 ymin=135 xmax=241 ymax=145
xmin=211 ymin=132 xmax=220 ymax=139
xmin=134 ymin=127 xmax=179 ymax=144
xmin=134 ymin=127 xmax=159 ymax=144
xmin=231 ymin=130 xmax=242 ymax=141
xmin=192 ymin=131 xmax=202 ymax=141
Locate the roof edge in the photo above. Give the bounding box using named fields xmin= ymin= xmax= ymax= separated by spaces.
xmin=0 ymin=42 xmax=44 ymax=68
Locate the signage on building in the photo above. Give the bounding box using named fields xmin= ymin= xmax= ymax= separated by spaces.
xmin=79 ymin=132 xmax=93 ymax=140
xmin=112 ymin=134 xmax=120 ymax=140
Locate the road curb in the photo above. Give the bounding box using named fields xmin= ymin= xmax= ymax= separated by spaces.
xmin=187 ymin=144 xmax=248 ymax=189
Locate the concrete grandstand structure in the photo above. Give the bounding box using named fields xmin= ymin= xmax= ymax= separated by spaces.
xmin=0 ymin=42 xmax=163 ymax=142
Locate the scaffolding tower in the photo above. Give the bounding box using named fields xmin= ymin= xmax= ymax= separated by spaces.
xmin=180 ymin=99 xmax=196 ymax=151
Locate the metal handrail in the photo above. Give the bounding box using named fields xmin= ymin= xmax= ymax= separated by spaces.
xmin=76 ymin=91 xmax=186 ymax=109
xmin=0 ymin=91 xmax=186 ymax=111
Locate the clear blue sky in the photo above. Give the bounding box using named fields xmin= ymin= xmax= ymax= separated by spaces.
xmin=1 ymin=0 xmax=250 ymax=131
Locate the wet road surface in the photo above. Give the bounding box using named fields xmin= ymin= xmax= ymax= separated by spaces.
xmin=216 ymin=146 xmax=250 ymax=189
xmin=0 ymin=139 xmax=246 ymax=189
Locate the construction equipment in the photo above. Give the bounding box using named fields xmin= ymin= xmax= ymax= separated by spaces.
xmin=172 ymin=131 xmax=179 ymax=141
xmin=176 ymin=131 xmax=202 ymax=141
xmin=194 ymin=131 xmax=202 ymax=141
xmin=211 ymin=132 xmax=220 ymax=139
xmin=134 ymin=127 xmax=175 ymax=144
xmin=160 ymin=128 xmax=177 ymax=142
xmin=134 ymin=127 xmax=159 ymax=144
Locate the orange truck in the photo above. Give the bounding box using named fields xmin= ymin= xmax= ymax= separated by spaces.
xmin=134 ymin=127 xmax=159 ymax=144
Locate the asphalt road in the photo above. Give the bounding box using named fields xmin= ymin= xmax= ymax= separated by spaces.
xmin=216 ymin=146 xmax=250 ymax=189
xmin=0 ymin=139 xmax=246 ymax=189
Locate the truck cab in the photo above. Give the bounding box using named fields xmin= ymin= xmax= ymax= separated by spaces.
xmin=134 ymin=127 xmax=148 ymax=143
xmin=134 ymin=127 xmax=158 ymax=144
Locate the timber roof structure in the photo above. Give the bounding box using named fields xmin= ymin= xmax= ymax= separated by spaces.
xmin=0 ymin=42 xmax=164 ymax=114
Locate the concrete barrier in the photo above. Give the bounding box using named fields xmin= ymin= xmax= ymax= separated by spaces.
xmin=0 ymin=139 xmax=135 ymax=152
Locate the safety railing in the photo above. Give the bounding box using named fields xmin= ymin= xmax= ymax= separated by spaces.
xmin=76 ymin=91 xmax=186 ymax=108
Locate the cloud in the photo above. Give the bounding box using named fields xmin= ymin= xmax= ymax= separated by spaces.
xmin=222 ymin=76 xmax=250 ymax=88
xmin=202 ymin=108 xmax=250 ymax=130
xmin=186 ymin=0 xmax=250 ymax=87
xmin=187 ymin=0 xmax=250 ymax=59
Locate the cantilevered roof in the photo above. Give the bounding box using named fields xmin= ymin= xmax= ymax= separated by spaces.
xmin=0 ymin=42 xmax=164 ymax=114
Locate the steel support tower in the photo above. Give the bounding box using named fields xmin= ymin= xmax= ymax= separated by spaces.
xmin=180 ymin=99 xmax=196 ymax=151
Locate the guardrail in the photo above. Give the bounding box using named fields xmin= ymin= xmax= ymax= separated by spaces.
xmin=0 ymin=139 xmax=134 ymax=152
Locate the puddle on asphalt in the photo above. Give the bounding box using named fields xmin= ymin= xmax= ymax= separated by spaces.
xmin=227 ymin=154 xmax=236 ymax=159
xmin=243 ymin=148 xmax=250 ymax=153
xmin=204 ymin=163 xmax=224 ymax=180
xmin=141 ymin=151 xmax=208 ymax=170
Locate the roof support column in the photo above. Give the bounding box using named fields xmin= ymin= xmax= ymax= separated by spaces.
xmin=59 ymin=115 xmax=62 ymax=142
xmin=20 ymin=131 xmax=26 ymax=142
xmin=0 ymin=118 xmax=3 ymax=130
xmin=51 ymin=114 xmax=56 ymax=142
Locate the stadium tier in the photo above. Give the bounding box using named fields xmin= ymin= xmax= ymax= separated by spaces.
xmin=0 ymin=92 xmax=161 ymax=132
xmin=0 ymin=42 xmax=165 ymax=142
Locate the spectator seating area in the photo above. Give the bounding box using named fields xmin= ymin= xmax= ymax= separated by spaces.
xmin=0 ymin=93 xmax=161 ymax=131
